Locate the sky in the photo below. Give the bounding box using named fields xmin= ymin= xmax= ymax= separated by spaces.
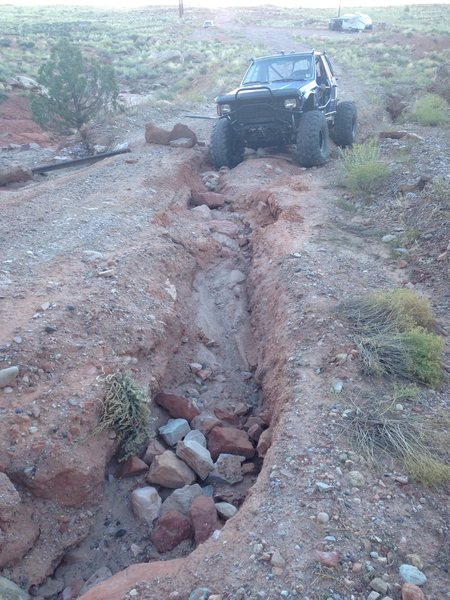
xmin=0 ymin=0 xmax=449 ymax=7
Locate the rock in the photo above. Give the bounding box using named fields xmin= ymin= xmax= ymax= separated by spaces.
xmin=0 ymin=472 xmax=21 ymax=518
xmin=62 ymin=579 xmax=84 ymax=600
xmin=214 ymin=501 xmax=237 ymax=520
xmin=382 ymin=234 xmax=396 ymax=243
xmin=0 ymin=577 xmax=30 ymax=599
xmin=317 ymin=512 xmax=330 ymax=524
xmin=208 ymin=426 xmax=255 ymax=460
xmin=189 ymin=495 xmax=219 ymax=545
xmin=256 ymin=428 xmax=272 ymax=457
xmin=347 ymin=470 xmax=365 ymax=487
xmin=247 ymin=423 xmax=263 ymax=441
xmin=131 ymin=486 xmax=161 ymax=525
xmin=401 ymin=583 xmax=425 ymax=600
xmin=160 ymin=484 xmax=203 ymax=515
xmin=0 ymin=366 xmax=19 ymax=388
xmin=209 ymin=219 xmax=239 ymax=238
xmin=370 ymin=578 xmax=389 ymax=594
xmin=405 ymin=554 xmax=423 ymax=570
xmin=118 ymin=456 xmax=148 ymax=478
xmin=315 ymin=550 xmax=340 ymax=568
xmin=145 ymin=121 xmax=171 ymax=145
xmin=147 ymin=450 xmax=196 ymax=488
xmin=191 ymin=413 xmax=222 ymax=434
xmin=191 ymin=191 xmax=225 ymax=209
xmin=176 ymin=439 xmax=214 ymax=480
xmin=158 ymin=419 xmax=191 ymax=446
xmin=207 ymin=453 xmax=244 ymax=484
xmin=184 ymin=429 xmax=207 ymax=447
xmin=62 ymin=548 xmax=89 ymax=564
xmin=188 ymin=589 xmax=212 ymax=600
xmin=142 ymin=440 xmax=166 ymax=465
xmin=37 ymin=578 xmax=65 ymax=598
xmin=214 ymin=407 xmax=240 ymax=425
xmin=233 ymin=401 xmax=250 ymax=416
xmin=271 ymin=550 xmax=286 ymax=568
xmin=155 ymin=393 xmax=200 ymax=421
xmin=399 ymin=565 xmax=427 ymax=586
xmin=191 ymin=205 xmax=212 ymax=219
xmin=367 ymin=592 xmax=381 ymax=600
xmin=0 ymin=165 xmax=32 ymax=186
xmin=169 ymin=137 xmax=195 ymax=148
xmin=169 ymin=123 xmax=197 ymax=146
xmin=150 ymin=510 xmax=193 ymax=552
xmin=79 ymin=567 xmax=113 ymax=596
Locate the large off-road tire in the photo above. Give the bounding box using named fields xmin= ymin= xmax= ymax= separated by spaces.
xmin=210 ymin=117 xmax=244 ymax=169
xmin=330 ymin=101 xmax=357 ymax=147
xmin=295 ymin=110 xmax=329 ymax=168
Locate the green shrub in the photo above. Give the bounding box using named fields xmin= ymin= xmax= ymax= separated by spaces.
xmin=342 ymin=139 xmax=390 ymax=196
xmin=95 ymin=371 xmax=152 ymax=461
xmin=402 ymin=327 xmax=444 ymax=387
xmin=408 ymin=93 xmax=449 ymax=126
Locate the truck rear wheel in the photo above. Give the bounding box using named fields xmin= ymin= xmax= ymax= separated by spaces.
xmin=330 ymin=101 xmax=357 ymax=147
xmin=210 ymin=118 xmax=244 ymax=169
xmin=295 ymin=110 xmax=329 ymax=167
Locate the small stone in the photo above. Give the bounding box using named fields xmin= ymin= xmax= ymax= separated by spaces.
xmin=131 ymin=486 xmax=161 ymax=525
xmin=401 ymin=583 xmax=425 ymax=600
xmin=347 ymin=470 xmax=365 ymax=487
xmin=44 ymin=325 xmax=57 ymax=334
xmin=215 ymin=501 xmax=238 ymax=520
xmin=332 ymin=379 xmax=343 ymax=393
xmin=155 ymin=392 xmax=200 ymax=421
xmin=207 ymin=453 xmax=244 ymax=484
xmin=367 ymin=593 xmax=381 ymax=600
xmin=317 ymin=512 xmax=330 ymax=524
xmin=0 ymin=366 xmax=19 ymax=388
xmin=382 ymin=234 xmax=396 ymax=243
xmin=185 ymin=429 xmax=207 ymax=447
xmin=316 ymin=550 xmax=340 ymax=568
xmin=150 ymin=510 xmax=193 ymax=552
xmin=271 ymin=550 xmax=286 ymax=568
xmin=118 ymin=456 xmax=148 ymax=478
xmin=158 ymin=418 xmax=191 ymax=446
xmin=160 ymin=484 xmax=203 ymax=515
xmin=142 ymin=439 xmax=166 ymax=465
xmin=399 ymin=565 xmax=427 ymax=586
xmin=191 ymin=413 xmax=222 ymax=434
xmin=208 ymin=426 xmax=255 ymax=460
xmin=370 ymin=578 xmax=389 ymax=594
xmin=256 ymin=427 xmax=272 ymax=457
xmin=0 ymin=576 xmax=30 ymax=599
xmin=316 ymin=481 xmax=333 ymax=492
xmin=176 ymin=439 xmax=214 ymax=480
xmin=405 ymin=554 xmax=423 ymax=570
xmin=189 ymin=589 xmax=212 ymax=600
xmin=79 ymin=567 xmax=113 ymax=595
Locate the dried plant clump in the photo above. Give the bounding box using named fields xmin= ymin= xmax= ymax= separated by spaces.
xmin=347 ymin=395 xmax=450 ymax=486
xmin=341 ymin=289 xmax=443 ymax=388
xmin=95 ymin=371 xmax=152 ymax=461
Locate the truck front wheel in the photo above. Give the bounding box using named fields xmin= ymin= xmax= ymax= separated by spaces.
xmin=210 ymin=118 xmax=244 ymax=169
xmin=330 ymin=101 xmax=357 ymax=147
xmin=295 ymin=110 xmax=329 ymax=167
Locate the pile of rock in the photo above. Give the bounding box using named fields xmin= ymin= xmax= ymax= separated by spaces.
xmin=145 ymin=122 xmax=198 ymax=149
xmin=120 ymin=391 xmax=271 ymax=553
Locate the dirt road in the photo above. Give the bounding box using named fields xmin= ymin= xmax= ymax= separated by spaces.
xmin=0 ymin=9 xmax=448 ymax=600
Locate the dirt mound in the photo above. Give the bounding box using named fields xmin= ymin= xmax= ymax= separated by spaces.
xmin=0 ymin=93 xmax=53 ymax=147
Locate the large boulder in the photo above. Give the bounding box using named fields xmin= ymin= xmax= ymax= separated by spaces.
xmin=169 ymin=123 xmax=197 ymax=146
xmin=145 ymin=122 xmax=171 ymax=145
xmin=147 ymin=451 xmax=196 ymax=488
xmin=207 ymin=426 xmax=255 ymax=460
xmin=160 ymin=484 xmax=203 ymax=515
xmin=155 ymin=392 xmax=200 ymax=421
xmin=0 ymin=165 xmax=32 ymax=187
xmin=176 ymin=439 xmax=214 ymax=480
xmin=150 ymin=510 xmax=193 ymax=552
xmin=131 ymin=486 xmax=161 ymax=525
xmin=189 ymin=495 xmax=219 ymax=545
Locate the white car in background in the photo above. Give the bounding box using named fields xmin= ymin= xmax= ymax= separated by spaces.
xmin=328 ymin=13 xmax=373 ymax=32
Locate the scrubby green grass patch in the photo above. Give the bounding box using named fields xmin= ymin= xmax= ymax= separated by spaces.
xmin=342 ymin=139 xmax=390 ymax=196
xmin=408 ymin=93 xmax=449 ymax=126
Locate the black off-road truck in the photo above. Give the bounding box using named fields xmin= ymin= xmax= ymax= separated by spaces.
xmin=210 ymin=50 xmax=357 ymax=169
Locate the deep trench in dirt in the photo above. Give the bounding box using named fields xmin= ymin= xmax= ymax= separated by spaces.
xmin=27 ymin=157 xmax=276 ymax=598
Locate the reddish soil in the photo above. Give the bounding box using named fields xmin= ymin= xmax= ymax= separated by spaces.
xmin=0 ymin=94 xmax=54 ymax=147
xmin=0 ymin=9 xmax=448 ymax=600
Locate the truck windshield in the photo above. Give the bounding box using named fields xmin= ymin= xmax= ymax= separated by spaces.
xmin=242 ymin=55 xmax=314 ymax=85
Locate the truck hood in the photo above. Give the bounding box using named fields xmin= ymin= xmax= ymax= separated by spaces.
xmin=216 ymin=80 xmax=316 ymax=103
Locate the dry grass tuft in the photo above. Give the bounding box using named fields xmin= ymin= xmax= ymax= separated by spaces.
xmin=95 ymin=371 xmax=152 ymax=461
xmin=341 ymin=289 xmax=443 ymax=388
xmin=347 ymin=394 xmax=450 ymax=486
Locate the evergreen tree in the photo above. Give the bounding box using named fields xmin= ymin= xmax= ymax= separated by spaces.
xmin=31 ymin=39 xmax=118 ymax=133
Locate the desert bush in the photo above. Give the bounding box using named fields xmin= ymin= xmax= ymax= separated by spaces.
xmin=95 ymin=371 xmax=152 ymax=461
xmin=433 ymin=176 xmax=450 ymax=203
xmin=408 ymin=93 xmax=449 ymax=126
xmin=347 ymin=394 xmax=450 ymax=486
xmin=341 ymin=289 xmax=444 ymax=387
xmin=342 ymin=139 xmax=390 ymax=196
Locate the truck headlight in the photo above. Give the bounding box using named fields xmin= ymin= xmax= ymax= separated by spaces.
xmin=218 ymin=103 xmax=231 ymax=115
xmin=284 ymin=98 xmax=297 ymax=109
